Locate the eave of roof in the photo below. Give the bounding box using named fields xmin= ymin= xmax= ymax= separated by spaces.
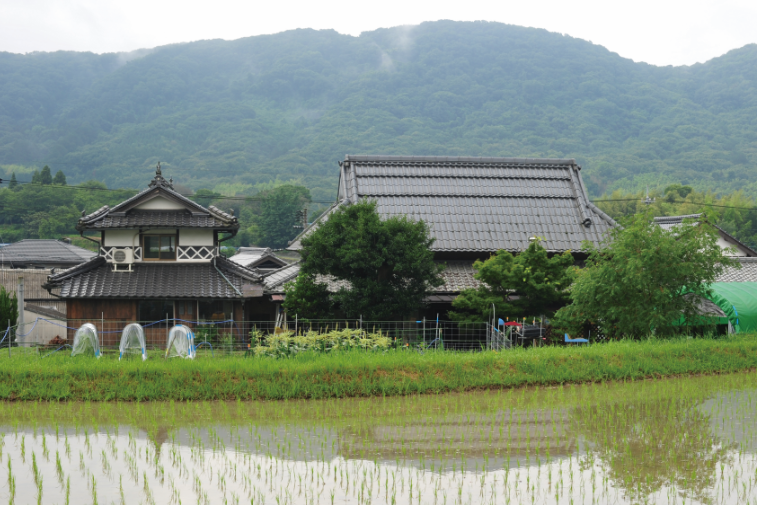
xmin=45 ymin=256 xmax=262 ymax=299
xmin=76 ymin=174 xmax=238 ymax=231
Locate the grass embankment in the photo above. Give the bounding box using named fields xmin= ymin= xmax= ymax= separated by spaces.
xmin=1 ymin=336 xmax=756 ymax=401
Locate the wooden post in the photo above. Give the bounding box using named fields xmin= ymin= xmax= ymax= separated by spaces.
xmin=16 ymin=276 xmax=23 ymax=344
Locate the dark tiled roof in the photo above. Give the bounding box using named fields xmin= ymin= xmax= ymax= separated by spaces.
xmin=77 ymin=173 xmax=238 ymax=231
xmin=290 ymin=156 xmax=616 ymax=253
xmin=263 ymin=261 xmax=480 ymax=294
xmin=25 ymin=304 xmax=66 ymax=320
xmin=262 ymin=263 xmax=301 ymax=290
xmin=82 ymin=211 xmax=231 ymax=229
xmin=716 ymin=258 xmax=757 ymax=283
xmin=0 ymin=239 xmax=96 ymax=267
xmin=45 ymin=256 xmax=262 ymax=299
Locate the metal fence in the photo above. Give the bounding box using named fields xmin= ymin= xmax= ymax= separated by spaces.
xmin=0 ymin=316 xmax=509 ymax=355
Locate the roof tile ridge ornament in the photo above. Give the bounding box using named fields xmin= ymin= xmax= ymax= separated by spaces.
xmin=148 ymin=161 xmax=174 ymax=190
xmin=79 ymin=205 xmax=110 ymax=224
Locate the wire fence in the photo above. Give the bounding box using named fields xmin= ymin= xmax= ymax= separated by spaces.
xmin=0 ymin=316 xmax=548 ymax=357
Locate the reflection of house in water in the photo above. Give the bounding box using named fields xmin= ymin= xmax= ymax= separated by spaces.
xmin=338 ymin=409 xmax=578 ymax=468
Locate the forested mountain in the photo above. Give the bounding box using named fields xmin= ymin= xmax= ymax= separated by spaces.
xmin=1 ymin=20 xmax=757 ymax=200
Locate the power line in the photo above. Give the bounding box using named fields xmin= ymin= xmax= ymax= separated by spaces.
xmin=591 ymin=197 xmax=757 ymax=212
xmin=0 ymin=180 xmax=333 ymax=203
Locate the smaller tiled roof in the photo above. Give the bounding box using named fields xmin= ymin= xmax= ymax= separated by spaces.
xmin=653 ymin=214 xmax=703 ymax=231
xmin=263 ymin=261 xmax=480 ymax=294
xmin=716 ymin=258 xmax=757 ymax=283
xmin=262 ymin=263 xmax=301 ymax=290
xmin=0 ymin=239 xmax=96 ymax=267
xmin=654 ymin=214 xmax=757 ymax=256
xmin=45 ymin=256 xmax=262 ymax=299
xmin=25 ymin=304 xmax=66 ymax=320
xmin=435 ymin=261 xmax=481 ymax=292
xmin=82 ymin=211 xmax=230 ymax=229
xmin=230 ymin=247 xmax=288 ymax=269
xmin=77 ymin=170 xmax=238 ymax=231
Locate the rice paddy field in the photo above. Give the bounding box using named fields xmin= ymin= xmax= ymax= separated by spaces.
xmin=1 ymin=372 xmax=757 ymax=504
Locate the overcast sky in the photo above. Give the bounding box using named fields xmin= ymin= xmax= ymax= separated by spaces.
xmin=1 ymin=0 xmax=756 ymax=67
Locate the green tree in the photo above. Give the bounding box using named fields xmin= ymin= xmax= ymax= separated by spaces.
xmin=449 ymin=240 xmax=574 ymax=323
xmin=0 ymin=285 xmax=19 ymax=333
xmin=8 ymin=172 xmax=18 ymax=190
xmin=284 ymin=200 xmax=444 ymax=320
xmin=258 ymin=184 xmax=311 ymax=248
xmin=52 ymin=170 xmax=67 ymax=185
xmin=192 ymin=188 xmax=222 ymax=208
xmin=39 ymin=166 xmax=53 ymax=185
xmin=283 ymin=274 xmax=335 ymax=319
xmin=31 ymin=170 xmax=41 ymax=184
xmin=553 ymin=211 xmax=738 ymax=339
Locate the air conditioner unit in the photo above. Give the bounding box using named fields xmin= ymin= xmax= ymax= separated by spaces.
xmin=112 ymin=248 xmax=134 ymax=272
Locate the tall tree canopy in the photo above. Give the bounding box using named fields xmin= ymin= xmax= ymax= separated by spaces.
xmin=257 ymin=185 xmax=311 ymax=248
xmin=2 ymin=21 xmax=757 ymax=198
xmin=553 ymin=212 xmax=738 ymax=339
xmin=284 ymin=201 xmax=443 ymax=320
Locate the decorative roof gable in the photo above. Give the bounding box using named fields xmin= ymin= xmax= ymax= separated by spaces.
xmin=77 ymin=164 xmax=239 ymax=232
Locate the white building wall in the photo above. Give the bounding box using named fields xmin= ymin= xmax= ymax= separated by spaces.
xmin=179 ymin=229 xmax=214 ymax=246
xmin=717 ymin=234 xmax=748 ymax=257
xmin=103 ymin=230 xmax=139 ymax=247
xmin=135 ymin=197 xmax=186 ymax=210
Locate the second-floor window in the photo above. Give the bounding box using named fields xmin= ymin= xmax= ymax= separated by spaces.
xmin=143 ymin=234 xmax=176 ymax=260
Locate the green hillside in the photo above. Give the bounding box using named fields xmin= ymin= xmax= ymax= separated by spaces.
xmin=1 ymin=20 xmax=757 ymax=200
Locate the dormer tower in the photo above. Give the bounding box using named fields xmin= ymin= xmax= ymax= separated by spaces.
xmin=77 ymin=164 xmax=239 ymax=267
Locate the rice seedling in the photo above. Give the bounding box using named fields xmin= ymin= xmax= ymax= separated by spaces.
xmin=1 ymin=372 xmax=757 ymax=503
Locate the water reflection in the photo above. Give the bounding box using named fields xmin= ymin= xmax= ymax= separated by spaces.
xmin=576 ymin=397 xmax=735 ymax=504
xmin=0 ymin=373 xmax=756 ymax=504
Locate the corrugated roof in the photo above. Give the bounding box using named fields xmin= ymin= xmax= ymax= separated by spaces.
xmin=45 ymin=256 xmax=262 ymax=299
xmin=230 ymin=247 xmax=288 ymax=269
xmin=289 ymin=156 xmax=615 ymax=253
xmin=0 ymin=239 xmax=96 ymax=267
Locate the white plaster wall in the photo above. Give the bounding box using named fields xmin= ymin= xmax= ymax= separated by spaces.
xmin=135 ymin=197 xmax=186 ymax=210
xmin=179 ymin=229 xmax=214 ymax=246
xmin=103 ymin=230 xmax=139 ymax=247
xmin=717 ymin=234 xmax=748 ymax=256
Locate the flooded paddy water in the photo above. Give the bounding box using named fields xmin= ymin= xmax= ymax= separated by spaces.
xmin=2 ymin=372 xmax=757 ymax=505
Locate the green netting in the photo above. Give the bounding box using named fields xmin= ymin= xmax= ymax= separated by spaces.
xmin=704 ymin=283 xmax=757 ymax=333
xmin=71 ymin=323 xmax=101 ymax=358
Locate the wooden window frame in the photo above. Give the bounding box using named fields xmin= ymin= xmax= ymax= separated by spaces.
xmin=141 ymin=234 xmax=177 ymax=261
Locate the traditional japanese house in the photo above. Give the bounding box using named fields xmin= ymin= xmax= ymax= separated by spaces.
xmin=44 ymin=166 xmax=266 ymax=344
xmin=284 ymin=155 xmax=617 ymax=317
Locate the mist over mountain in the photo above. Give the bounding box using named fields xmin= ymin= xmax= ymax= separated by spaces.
xmin=1 ymin=20 xmax=756 ymax=200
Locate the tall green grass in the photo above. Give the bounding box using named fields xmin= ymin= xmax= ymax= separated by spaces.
xmin=1 ymin=335 xmax=757 ymax=401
